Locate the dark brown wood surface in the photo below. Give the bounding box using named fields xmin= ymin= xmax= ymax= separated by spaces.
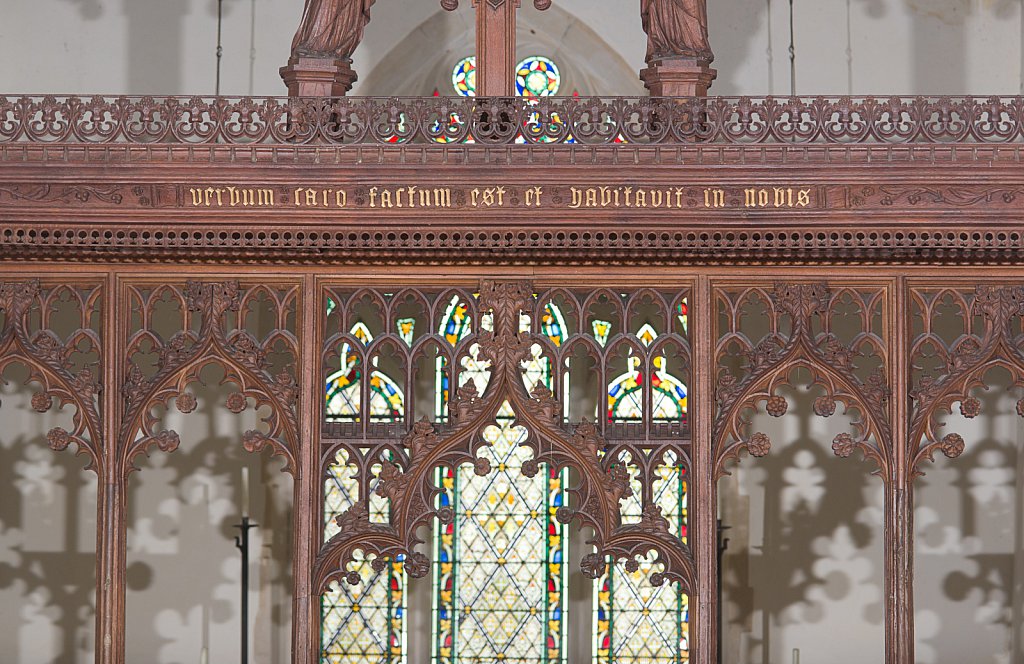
xmin=3 ymin=95 xmax=1024 ymax=664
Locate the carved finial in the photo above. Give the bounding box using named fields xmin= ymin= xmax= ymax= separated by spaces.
xmin=479 ymin=280 xmax=532 ymax=335
xmin=972 ymin=285 xmax=1024 ymax=331
xmin=185 ymin=281 xmax=241 ymax=317
xmin=530 ymin=382 xmax=560 ymax=422
xmin=404 ymin=418 xmax=440 ymax=461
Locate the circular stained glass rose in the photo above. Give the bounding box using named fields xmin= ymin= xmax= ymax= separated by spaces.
xmin=516 ymin=56 xmax=560 ymax=97
xmin=452 ymin=56 xmax=476 ymax=97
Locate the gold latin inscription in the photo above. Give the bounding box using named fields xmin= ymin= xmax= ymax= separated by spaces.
xmin=186 ymin=185 xmax=815 ymax=210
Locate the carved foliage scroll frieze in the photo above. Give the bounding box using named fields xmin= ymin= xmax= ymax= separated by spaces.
xmin=119 ymin=281 xmax=299 ymax=478
xmin=910 ymin=285 xmax=1024 ymax=475
xmin=11 ymin=95 xmax=1024 ymax=145
xmin=0 ymin=279 xmax=102 ymax=470
xmin=314 ymin=281 xmax=696 ymax=596
xmin=714 ymin=283 xmax=892 ymax=480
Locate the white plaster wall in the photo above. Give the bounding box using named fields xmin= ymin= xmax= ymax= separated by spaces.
xmin=123 ymin=370 xmax=293 ymax=664
xmin=0 ymin=364 xmax=97 ymax=664
xmin=1 ymin=0 xmax=1023 ymax=95
xmin=719 ymin=382 xmax=888 ymax=664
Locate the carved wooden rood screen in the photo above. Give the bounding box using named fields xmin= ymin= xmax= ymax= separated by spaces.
xmin=7 ymin=4 xmax=1024 ymax=664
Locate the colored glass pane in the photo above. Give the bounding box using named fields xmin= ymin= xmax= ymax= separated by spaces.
xmin=433 ymin=404 xmax=568 ymax=664
xmin=592 ymin=320 xmax=611 ymax=347
xmin=595 ymin=453 xmax=689 ymax=664
xmin=398 ymin=317 xmax=416 ymax=346
xmin=516 ymin=57 xmax=561 ymax=97
xmin=606 ymin=321 xmax=688 ymax=424
xmin=453 ymin=57 xmax=477 ymax=97
xmin=325 ymin=322 xmax=406 ymax=422
xmin=322 ymin=449 xmax=406 ymax=663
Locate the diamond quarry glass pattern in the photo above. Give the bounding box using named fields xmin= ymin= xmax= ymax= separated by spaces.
xmin=433 ymin=297 xmax=568 ymax=664
xmin=595 ymin=453 xmax=689 ymax=664
xmin=322 ymin=448 xmax=406 ymax=663
xmin=434 ymin=408 xmax=569 ymax=664
xmin=321 ymin=292 xmax=691 ymax=664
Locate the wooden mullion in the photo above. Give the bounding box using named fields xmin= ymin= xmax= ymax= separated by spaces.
xmin=292 ymin=274 xmax=322 ymax=664
xmin=692 ymin=275 xmax=716 ymax=664
xmin=887 ymin=276 xmax=914 ymax=664
xmin=96 ymin=271 xmax=126 ymax=664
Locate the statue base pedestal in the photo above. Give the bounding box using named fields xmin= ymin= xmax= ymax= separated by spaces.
xmin=640 ymin=58 xmax=717 ymax=97
xmin=279 ymin=57 xmax=357 ymax=97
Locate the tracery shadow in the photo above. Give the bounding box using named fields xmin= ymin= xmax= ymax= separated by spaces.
xmin=0 ymin=361 xmax=97 ymax=663
xmin=125 ymin=364 xmax=293 ymax=663
xmin=915 ymin=367 xmax=1022 ymax=664
xmin=721 ymin=379 xmax=885 ymax=664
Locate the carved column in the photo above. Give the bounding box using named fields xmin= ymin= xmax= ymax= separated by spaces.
xmin=280 ymin=57 xmax=358 ymax=98
xmin=291 ymin=275 xmax=322 ymax=664
xmin=693 ymin=275 xmax=717 ymax=664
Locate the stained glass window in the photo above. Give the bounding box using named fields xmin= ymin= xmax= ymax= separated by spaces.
xmin=325 ymin=322 xmax=405 ymax=422
xmin=595 ymin=452 xmax=688 ymax=664
xmin=453 ymin=57 xmax=477 ymax=97
xmin=321 ymin=294 xmax=690 ymax=664
xmin=451 ymin=56 xmax=560 ymax=98
xmin=323 ymin=318 xmax=409 ymax=662
xmin=597 ymin=318 xmax=689 ymax=664
xmin=606 ymin=323 xmax=688 ymax=424
xmin=322 ymin=449 xmax=406 ymax=663
xmin=433 ymin=297 xmax=569 ymax=664
xmin=516 ymin=57 xmax=561 ymax=97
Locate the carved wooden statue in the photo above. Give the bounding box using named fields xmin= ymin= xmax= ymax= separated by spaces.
xmin=640 ymin=0 xmax=713 ymax=64
xmin=290 ymin=0 xmax=375 ymax=60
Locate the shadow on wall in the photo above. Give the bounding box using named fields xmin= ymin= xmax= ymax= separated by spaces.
xmin=720 ymin=378 xmax=886 ymax=664
xmin=125 ymin=364 xmax=293 ymax=663
xmin=903 ymin=0 xmax=1017 ymax=94
xmin=0 ymin=362 xmax=97 ymax=664
xmin=121 ymin=0 xmax=190 ymax=94
xmin=915 ymin=366 xmax=1023 ymax=664
xmin=707 ymin=0 xmax=769 ymax=95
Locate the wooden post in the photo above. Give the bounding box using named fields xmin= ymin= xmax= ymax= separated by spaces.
xmin=472 ymin=0 xmax=520 ymax=97
xmin=96 ymin=273 xmax=126 ymax=664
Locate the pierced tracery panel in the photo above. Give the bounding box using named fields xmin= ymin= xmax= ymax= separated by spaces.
xmin=713 ymin=283 xmax=892 ymax=478
xmin=317 ymin=282 xmax=694 ymax=664
xmin=121 ymin=280 xmax=300 ymax=477
xmin=909 ymin=284 xmax=1024 ymax=473
xmin=0 ymin=279 xmax=103 ymax=467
